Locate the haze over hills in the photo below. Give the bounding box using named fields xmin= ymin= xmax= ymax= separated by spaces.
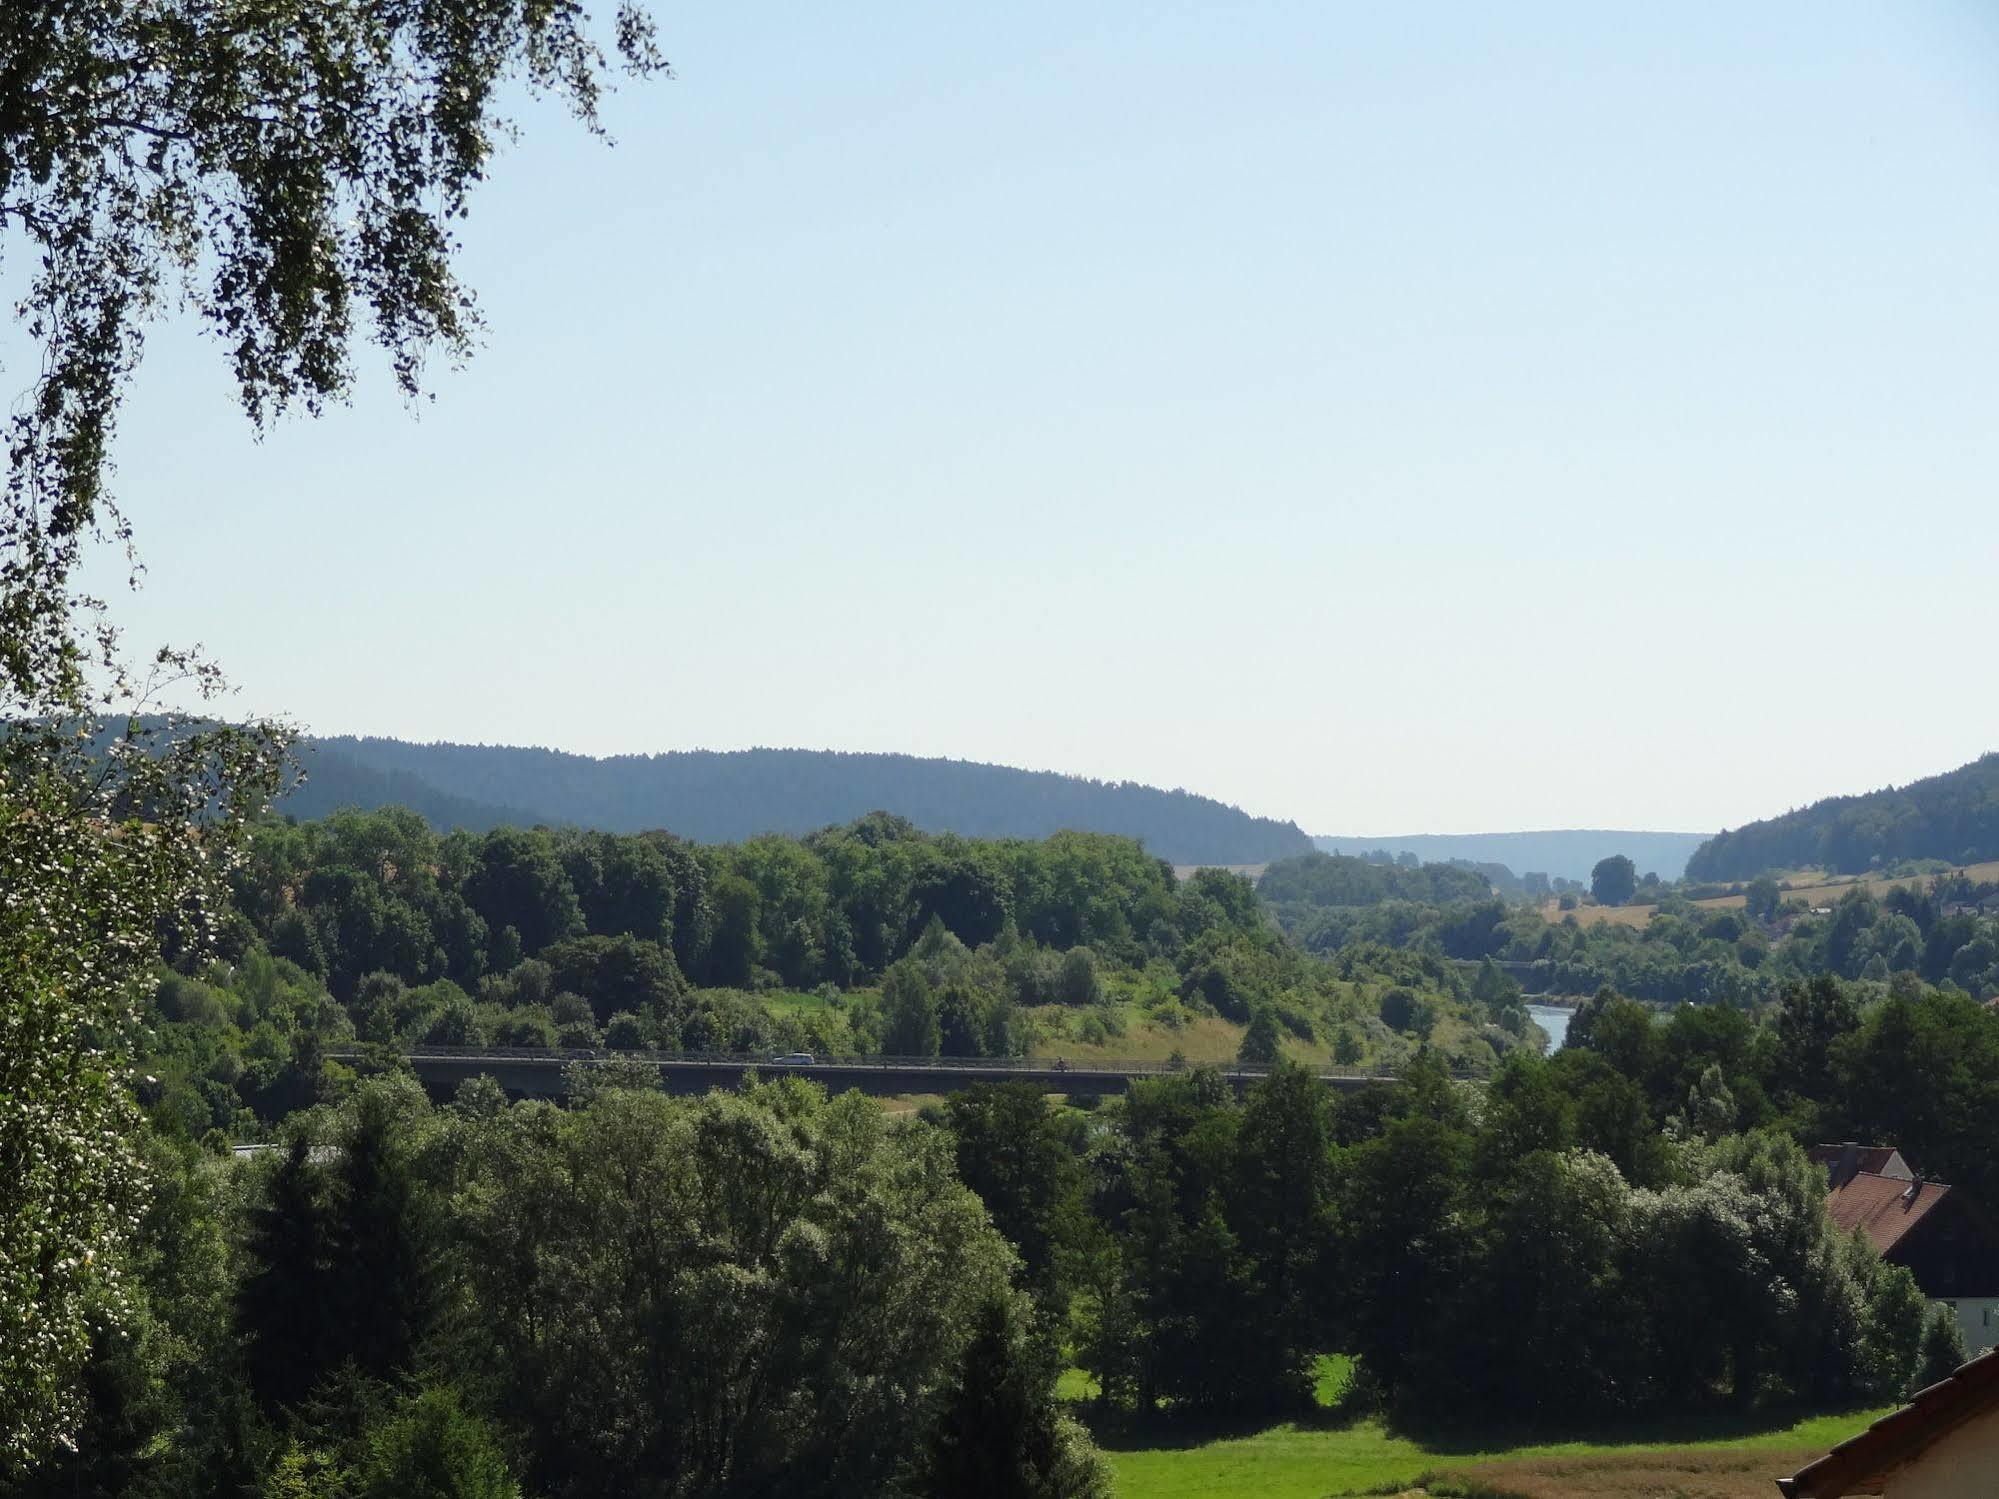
xmin=286 ymin=736 xmax=1315 ymax=866
xmin=285 ymin=740 xmax=1999 ymax=885
xmin=1312 ymin=830 xmax=1711 ymax=884
xmin=1687 ymin=751 xmax=1999 ymax=881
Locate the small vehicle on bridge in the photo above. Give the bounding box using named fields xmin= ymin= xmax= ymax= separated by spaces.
xmin=769 ymin=1052 xmax=816 ymax=1066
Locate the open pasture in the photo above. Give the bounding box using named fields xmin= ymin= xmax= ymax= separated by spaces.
xmin=1541 ymin=859 xmax=1999 ymax=930
xmin=1097 ymin=1404 xmax=1885 ymax=1499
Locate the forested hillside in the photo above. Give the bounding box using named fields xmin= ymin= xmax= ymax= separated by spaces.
xmin=1314 ymin=829 xmax=1709 ymax=883
xmin=288 ymin=737 xmax=1313 ymax=865
xmin=145 ymin=807 xmax=1521 ymax=1142
xmin=1689 ymin=753 xmax=1999 ymax=880
xmin=47 ymin=808 xmax=1999 ymax=1497
xmin=1262 ymin=849 xmax=1999 ymax=1008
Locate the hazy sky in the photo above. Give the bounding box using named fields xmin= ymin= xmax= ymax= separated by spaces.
xmin=87 ymin=2 xmax=1999 ymax=836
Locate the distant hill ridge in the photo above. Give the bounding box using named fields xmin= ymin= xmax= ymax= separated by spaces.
xmin=1312 ymin=829 xmax=1710 ymax=884
xmin=1687 ymin=752 xmax=1999 ymax=881
xmin=287 ymin=736 xmax=1314 ymax=866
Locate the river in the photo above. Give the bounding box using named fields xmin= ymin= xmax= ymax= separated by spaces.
xmin=1526 ymin=1003 xmax=1573 ymax=1053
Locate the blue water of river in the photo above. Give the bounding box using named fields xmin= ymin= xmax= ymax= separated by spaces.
xmin=1526 ymin=1003 xmax=1572 ymax=1053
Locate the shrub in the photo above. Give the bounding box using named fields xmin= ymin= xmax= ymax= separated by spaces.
xmin=489 ymin=1006 xmax=557 ymax=1048
xmin=603 ymin=1011 xmax=650 ymax=1049
xmin=354 ymin=1386 xmax=520 ymax=1499
xmin=1273 ymin=1003 xmax=1316 ymax=1042
xmin=1058 ymin=948 xmax=1103 ymax=1007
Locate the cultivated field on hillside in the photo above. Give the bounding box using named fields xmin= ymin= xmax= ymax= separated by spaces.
xmin=1541 ymin=860 xmax=1999 ymax=930
xmin=1023 ymin=998 xmax=1493 ymax=1070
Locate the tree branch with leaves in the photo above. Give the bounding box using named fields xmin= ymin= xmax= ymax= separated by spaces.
xmin=0 ymin=0 xmax=664 ymax=1469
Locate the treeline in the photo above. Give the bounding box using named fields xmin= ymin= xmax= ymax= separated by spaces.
xmin=144 ymin=808 xmax=1538 ymax=1140
xmin=50 ymin=1016 xmax=1962 ymax=1499
xmin=1257 ymin=851 xmax=1493 ymax=910
xmin=946 ymin=1048 xmax=1948 ymax=1427
xmin=1565 ymin=976 xmax=1999 ymax=1208
xmin=1522 ymin=876 xmax=1999 ymax=1004
xmin=20 ymin=1077 xmax=1110 ymax=1499
xmin=223 ymin=805 xmax=1262 ymax=1002
xmin=138 ymin=809 xmax=1284 ymax=1133
xmin=1688 ymin=751 xmax=1999 ymax=880
xmin=290 ymin=737 xmax=1316 ymax=865
xmin=36 ymin=966 xmax=1995 ymax=1497
xmin=1271 ymin=870 xmax=1999 ymax=1008
xmin=142 ymin=907 xmax=1532 ymax=1148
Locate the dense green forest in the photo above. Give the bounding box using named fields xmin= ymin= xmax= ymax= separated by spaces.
xmin=135 ymin=809 xmax=1531 ymax=1145
xmin=19 ymin=809 xmax=1999 ymax=1495
xmin=1688 ymin=752 xmax=1999 ymax=879
xmin=19 ymin=1075 xmax=1112 ymax=1499
xmin=3 ymin=1 xmax=1992 ymax=1490
xmin=289 ymin=738 xmax=1314 ymax=865
xmin=1260 ymin=851 xmax=1999 ymax=1006
xmin=28 ymin=1025 xmax=1977 ymax=1497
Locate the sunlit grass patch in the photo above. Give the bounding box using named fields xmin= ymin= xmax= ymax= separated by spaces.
xmin=1055 ymin=1366 xmax=1101 ymax=1402
xmin=1088 ymin=1396 xmax=1887 ymax=1499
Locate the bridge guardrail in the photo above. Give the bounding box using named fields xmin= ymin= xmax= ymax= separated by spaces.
xmin=328 ymin=1044 xmax=1467 ymax=1081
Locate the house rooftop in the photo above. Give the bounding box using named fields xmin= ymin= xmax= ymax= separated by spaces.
xmin=1808 ymin=1144 xmax=1912 ymax=1184
xmin=1825 ymin=1171 xmax=1952 ymax=1258
xmin=1778 ymin=1349 xmax=1999 ymax=1496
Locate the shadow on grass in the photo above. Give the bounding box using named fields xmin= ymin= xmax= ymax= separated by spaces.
xmin=1381 ymin=1400 xmax=1877 ymax=1458
xmin=1074 ymin=1391 xmax=1875 ymax=1460
xmin=1075 ymin=1393 xmax=1378 ymax=1453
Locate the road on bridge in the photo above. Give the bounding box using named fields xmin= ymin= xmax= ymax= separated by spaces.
xmin=330 ymin=1046 xmax=1417 ymax=1100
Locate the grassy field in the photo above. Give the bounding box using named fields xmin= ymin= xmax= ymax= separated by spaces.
xmin=874 ymin=1092 xmax=944 ymax=1119
xmin=1541 ymin=859 xmax=1999 ymax=930
xmin=1084 ymin=1356 xmax=1883 ymax=1499
xmin=1027 ymin=1009 xmax=1254 ymax=1066
xmin=1541 ymin=901 xmax=1659 ymax=930
xmin=1427 ymin=1447 xmax=1825 ymax=1497
xmin=1024 ymin=1007 xmax=1400 ymax=1072
xmin=760 ymin=989 xmax=837 ymax=1017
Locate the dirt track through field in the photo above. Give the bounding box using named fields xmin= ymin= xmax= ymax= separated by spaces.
xmin=1541 ymin=861 xmax=1999 ymax=930
xmin=1421 ymin=1445 xmax=1817 ymax=1498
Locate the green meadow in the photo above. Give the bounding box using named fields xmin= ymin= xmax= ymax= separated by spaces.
xmin=1081 ymin=1357 xmax=1883 ymax=1499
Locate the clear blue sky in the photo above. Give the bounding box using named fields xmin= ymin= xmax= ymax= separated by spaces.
xmin=92 ymin=1 xmax=1999 ymax=836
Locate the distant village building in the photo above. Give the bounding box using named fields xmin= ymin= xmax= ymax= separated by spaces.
xmin=1812 ymin=1144 xmax=1999 ymax=1357
xmin=1778 ymin=1348 xmax=1999 ymax=1497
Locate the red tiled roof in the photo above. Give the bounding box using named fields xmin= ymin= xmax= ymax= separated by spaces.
xmin=1807 ymin=1144 xmax=1910 ymax=1180
xmin=1825 ymin=1172 xmax=1951 ymax=1258
xmin=1778 ymin=1349 xmax=1999 ymax=1496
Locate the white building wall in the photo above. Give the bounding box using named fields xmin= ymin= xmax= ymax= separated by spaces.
xmin=1935 ymin=1299 xmax=1999 ymax=1359
xmin=1886 ymin=1404 xmax=1999 ymax=1499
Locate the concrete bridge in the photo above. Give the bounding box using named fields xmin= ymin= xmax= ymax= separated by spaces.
xmin=333 ymin=1046 xmax=1415 ymax=1101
